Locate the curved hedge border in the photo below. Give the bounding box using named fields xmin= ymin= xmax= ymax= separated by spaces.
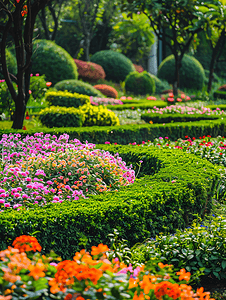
xmin=0 ymin=145 xmax=221 ymax=259
xmin=1 ymin=118 xmax=226 ymax=144
xmin=106 ymin=100 xmax=167 ymax=111
xmin=141 ymin=113 xmax=220 ymax=124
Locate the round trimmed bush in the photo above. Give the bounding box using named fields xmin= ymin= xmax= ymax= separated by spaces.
xmin=74 ymin=59 xmax=106 ymax=82
xmin=54 ymin=79 xmax=105 ymax=97
xmin=93 ymin=84 xmax=118 ymax=98
xmin=0 ymin=49 xmax=17 ymax=79
xmin=90 ymin=50 xmax=135 ymax=83
xmin=31 ymin=40 xmax=78 ymax=85
xmin=157 ymin=54 xmax=205 ymax=90
xmin=124 ymin=71 xmax=155 ymax=95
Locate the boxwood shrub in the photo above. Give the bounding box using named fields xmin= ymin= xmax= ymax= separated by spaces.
xmin=0 ymin=145 xmax=221 ymax=260
xmin=45 ymin=90 xmax=90 ymax=108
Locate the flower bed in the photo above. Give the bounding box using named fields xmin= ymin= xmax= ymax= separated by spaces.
xmin=0 ymin=133 xmax=135 ymax=210
xmin=90 ymin=96 xmax=123 ymax=106
xmin=0 ymin=235 xmax=214 ymax=300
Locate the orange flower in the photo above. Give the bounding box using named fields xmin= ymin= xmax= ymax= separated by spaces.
xmin=28 ymin=259 xmax=46 ymax=280
xmin=91 ymin=244 xmax=109 ymax=256
xmin=176 ymin=268 xmax=191 ymax=282
xmin=64 ymin=293 xmax=73 ymax=300
xmin=12 ymin=235 xmax=42 ymax=253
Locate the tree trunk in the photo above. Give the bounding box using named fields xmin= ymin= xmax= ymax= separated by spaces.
xmin=207 ymin=30 xmax=225 ymax=93
xmin=173 ymin=55 xmax=180 ymax=96
xmin=84 ymin=35 xmax=90 ymax=61
xmin=12 ymin=95 xmax=26 ymax=129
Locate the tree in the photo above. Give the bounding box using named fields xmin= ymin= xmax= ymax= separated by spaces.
xmin=121 ymin=0 xmax=208 ymax=95
xmin=0 ymin=0 xmax=50 ymax=129
xmin=38 ymin=0 xmax=67 ymax=41
xmin=203 ymin=0 xmax=226 ymax=92
xmin=107 ymin=12 xmax=155 ymax=64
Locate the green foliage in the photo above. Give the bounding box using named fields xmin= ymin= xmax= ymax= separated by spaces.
xmin=158 ymin=54 xmax=205 ymax=91
xmin=148 ymin=74 xmax=171 ymax=95
xmin=204 ymin=69 xmax=221 ymax=85
xmin=0 ymin=48 xmax=17 ymax=79
xmin=0 ymin=81 xmax=17 ymax=118
xmin=213 ymin=90 xmax=226 ymax=100
xmin=141 ymin=113 xmax=220 ymax=124
xmin=108 ymin=12 xmax=154 ymax=63
xmin=54 ymin=79 xmax=105 ymax=97
xmin=106 ymin=100 xmax=167 ymax=111
xmin=1 ymin=117 xmax=226 ymax=145
xmin=124 ymin=71 xmax=156 ymax=96
xmin=45 ymin=90 xmax=90 ymax=108
xmin=0 ymin=145 xmax=220 ymax=259
xmin=31 ymin=40 xmax=78 ymax=85
xmin=39 ymin=104 xmax=120 ymax=128
xmin=90 ymin=50 xmax=135 ymax=83
xmin=131 ymin=216 xmax=226 ymax=282
xmin=29 ymin=74 xmax=49 ymax=102
xmin=39 ymin=106 xmax=84 ymax=128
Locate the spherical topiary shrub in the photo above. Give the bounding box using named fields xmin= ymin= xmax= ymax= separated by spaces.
xmin=157 ymin=54 xmax=205 ymax=90
xmin=148 ymin=74 xmax=171 ymax=94
xmin=73 ymin=59 xmax=106 ymax=82
xmin=54 ymin=79 xmax=105 ymax=97
xmin=90 ymin=50 xmax=135 ymax=83
xmin=0 ymin=49 xmax=17 ymax=79
xmin=93 ymin=84 xmax=118 ymax=98
xmin=31 ymin=39 xmax=78 ymax=85
xmin=124 ymin=71 xmax=155 ymax=96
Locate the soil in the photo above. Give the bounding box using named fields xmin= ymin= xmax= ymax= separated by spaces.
xmin=193 ymin=277 xmax=226 ymax=294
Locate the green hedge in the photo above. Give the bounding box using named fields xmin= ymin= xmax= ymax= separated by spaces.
xmin=45 ymin=90 xmax=90 ymax=108
xmin=1 ymin=118 xmax=226 ymax=144
xmin=213 ymin=90 xmax=226 ymax=100
xmin=0 ymin=146 xmax=221 ymax=259
xmin=106 ymin=100 xmax=167 ymax=111
xmin=141 ymin=113 xmax=220 ymax=124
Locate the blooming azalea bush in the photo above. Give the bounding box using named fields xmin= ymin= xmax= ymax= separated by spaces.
xmin=90 ymin=96 xmax=123 ymax=106
xmin=93 ymin=84 xmax=118 ymax=99
xmin=0 ymin=133 xmax=135 ymax=210
xmin=161 ymin=92 xmax=191 ymax=103
xmin=73 ymin=59 xmax=106 ymax=82
xmin=0 ymin=235 xmax=214 ymax=300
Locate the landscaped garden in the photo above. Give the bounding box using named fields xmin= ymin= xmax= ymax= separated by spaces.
xmin=2 ymin=0 xmax=226 ymax=299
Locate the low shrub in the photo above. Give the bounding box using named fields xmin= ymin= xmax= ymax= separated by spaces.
xmin=45 ymin=90 xmax=90 ymax=108
xmin=125 ymin=71 xmax=156 ymax=96
xmin=158 ymin=54 xmax=205 ymax=91
xmin=1 ymin=117 xmax=226 ymax=145
xmin=213 ymin=90 xmax=226 ymax=99
xmin=93 ymin=84 xmax=118 ymax=98
xmin=39 ymin=106 xmax=84 ymax=128
xmin=131 ymin=216 xmax=226 ymax=282
xmin=141 ymin=113 xmax=219 ymax=124
xmin=79 ymin=104 xmax=120 ymax=126
xmin=31 ymin=40 xmax=78 ymax=85
xmin=54 ymin=79 xmax=105 ymax=97
xmin=73 ymin=59 xmax=106 ymax=82
xmin=90 ymin=50 xmax=135 ymax=83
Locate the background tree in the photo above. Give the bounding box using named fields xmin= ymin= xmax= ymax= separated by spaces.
xmin=0 ymin=0 xmax=50 ymax=129
xmin=107 ymin=12 xmax=155 ymax=66
xmin=121 ymin=0 xmax=208 ymax=95
xmin=202 ymin=0 xmax=226 ymax=92
xmin=37 ymin=0 xmax=68 ymax=41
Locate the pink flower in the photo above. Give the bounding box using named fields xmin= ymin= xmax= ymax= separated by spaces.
xmin=4 ymin=203 xmax=10 ymax=207
xmin=177 ymin=98 xmax=182 ymax=102
xmin=120 ymin=96 xmax=127 ymax=100
xmin=127 ymin=97 xmax=133 ymax=100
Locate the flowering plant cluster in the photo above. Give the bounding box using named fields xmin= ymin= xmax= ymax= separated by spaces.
xmin=161 ymin=92 xmax=191 ymax=103
xmin=93 ymin=84 xmax=118 ymax=99
xmin=147 ymin=96 xmax=157 ymax=101
xmin=0 ymin=235 xmax=214 ymax=300
xmin=0 ymin=133 xmax=135 ymax=210
xmin=90 ymin=96 xmax=123 ymax=106
xmin=73 ymin=59 xmax=106 ymax=82
xmin=120 ymin=96 xmax=133 ymax=100
xmin=146 ymin=105 xmax=225 ymax=116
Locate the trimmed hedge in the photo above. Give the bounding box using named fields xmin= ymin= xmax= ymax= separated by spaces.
xmin=213 ymin=90 xmax=226 ymax=100
xmin=141 ymin=113 xmax=220 ymax=124
xmin=124 ymin=71 xmax=156 ymax=96
xmin=90 ymin=50 xmax=135 ymax=83
xmin=106 ymin=100 xmax=167 ymax=111
xmin=1 ymin=118 xmax=226 ymax=144
xmin=158 ymin=54 xmax=205 ymax=90
xmin=205 ymin=104 xmax=226 ymax=110
xmin=45 ymin=90 xmax=90 ymax=108
xmin=0 ymin=145 xmax=221 ymax=259
xmin=31 ymin=40 xmax=78 ymax=85
xmin=54 ymin=79 xmax=105 ymax=98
